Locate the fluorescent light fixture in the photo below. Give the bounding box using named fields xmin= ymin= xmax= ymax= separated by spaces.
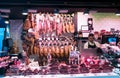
xmin=5 ymin=20 xmax=9 ymax=24
xmin=54 ymin=13 xmax=59 ymax=15
xmin=22 ymin=12 xmax=28 ymax=15
xmin=116 ymin=13 xmax=120 ymax=16
xmin=116 ymin=14 xmax=120 ymax=16
xmin=28 ymin=9 xmax=37 ymax=13
xmin=54 ymin=9 xmax=59 ymax=14
xmin=59 ymin=9 xmax=68 ymax=13
xmin=0 ymin=12 xmax=9 ymax=18
xmin=0 ymin=9 xmax=10 ymax=13
xmin=115 ymin=10 xmax=120 ymax=16
xmin=0 ymin=14 xmax=9 ymax=18
xmin=117 ymin=64 xmax=120 ymax=67
xmin=83 ymin=9 xmax=89 ymax=15
xmin=84 ymin=13 xmax=89 ymax=15
xmin=22 ymin=9 xmax=28 ymax=15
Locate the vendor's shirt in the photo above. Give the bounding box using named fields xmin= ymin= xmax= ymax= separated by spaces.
xmin=84 ymin=41 xmax=101 ymax=49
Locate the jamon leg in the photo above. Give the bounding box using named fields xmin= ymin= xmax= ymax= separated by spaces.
xmin=62 ymin=23 xmax=66 ymax=33
xmin=57 ymin=23 xmax=63 ymax=36
xmin=65 ymin=22 xmax=70 ymax=33
xmin=69 ymin=22 xmax=75 ymax=33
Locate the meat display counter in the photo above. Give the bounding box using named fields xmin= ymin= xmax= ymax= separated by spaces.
xmin=3 ymin=72 xmax=120 ymax=78
xmin=2 ymin=49 xmax=120 ymax=78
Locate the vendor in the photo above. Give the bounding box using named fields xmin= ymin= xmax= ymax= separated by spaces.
xmin=117 ymin=42 xmax=120 ymax=48
xmin=9 ymin=41 xmax=19 ymax=54
xmin=84 ymin=33 xmax=101 ymax=49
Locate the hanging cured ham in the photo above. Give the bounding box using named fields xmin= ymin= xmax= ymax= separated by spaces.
xmin=62 ymin=22 xmax=66 ymax=33
xmin=28 ymin=13 xmax=75 ymax=35
xmin=69 ymin=21 xmax=75 ymax=33
xmin=38 ymin=13 xmax=43 ymax=34
xmin=55 ymin=44 xmax=60 ymax=58
xmin=22 ymin=12 xmax=77 ymax=67
xmin=34 ymin=31 xmax=39 ymax=39
xmin=57 ymin=22 xmax=63 ymax=36
xmin=51 ymin=43 xmax=55 ymax=58
xmin=43 ymin=44 xmax=48 ymax=57
xmin=35 ymin=14 xmax=41 ymax=32
xmin=43 ymin=15 xmax=48 ymax=34
xmin=33 ymin=44 xmax=37 ymax=54
xmin=40 ymin=45 xmax=44 ymax=57
xmin=36 ymin=44 xmax=40 ymax=55
xmin=53 ymin=18 xmax=57 ymax=31
xmin=60 ymin=45 xmax=65 ymax=59
xmin=68 ymin=43 xmax=73 ymax=52
xmin=31 ymin=13 xmax=35 ymax=28
xmin=46 ymin=18 xmax=51 ymax=33
xmin=64 ymin=43 xmax=69 ymax=59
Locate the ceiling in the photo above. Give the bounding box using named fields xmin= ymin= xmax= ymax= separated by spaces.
xmin=0 ymin=0 xmax=120 ymax=19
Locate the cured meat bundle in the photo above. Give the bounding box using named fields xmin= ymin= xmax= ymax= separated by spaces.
xmin=23 ymin=12 xmax=76 ymax=66
xmin=30 ymin=38 xmax=73 ymax=66
xmin=69 ymin=21 xmax=75 ymax=33
xmin=56 ymin=22 xmax=63 ymax=36
xmin=62 ymin=22 xmax=66 ymax=33
xmin=25 ymin=13 xmax=75 ymax=36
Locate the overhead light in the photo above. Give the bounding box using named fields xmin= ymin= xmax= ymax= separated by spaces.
xmin=5 ymin=20 xmax=9 ymax=24
xmin=116 ymin=13 xmax=120 ymax=16
xmin=28 ymin=9 xmax=37 ymax=13
xmin=54 ymin=9 xmax=59 ymax=14
xmin=0 ymin=14 xmax=9 ymax=18
xmin=71 ymin=13 xmax=74 ymax=17
xmin=0 ymin=12 xmax=9 ymax=18
xmin=22 ymin=9 xmax=28 ymax=15
xmin=0 ymin=9 xmax=10 ymax=13
xmin=84 ymin=13 xmax=89 ymax=15
xmin=59 ymin=9 xmax=68 ymax=13
xmin=83 ymin=9 xmax=89 ymax=15
xmin=115 ymin=10 xmax=120 ymax=16
xmin=4 ymin=18 xmax=9 ymax=24
xmin=22 ymin=12 xmax=28 ymax=15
